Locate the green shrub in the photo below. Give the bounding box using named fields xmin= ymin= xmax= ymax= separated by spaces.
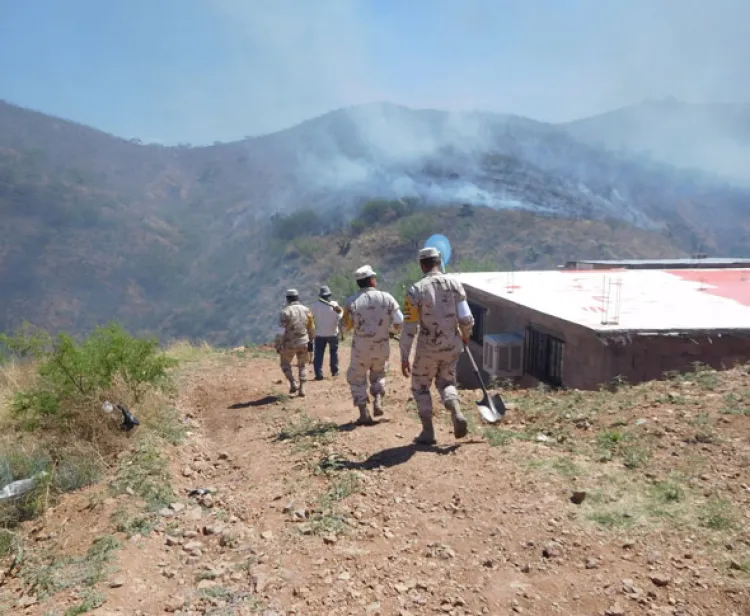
xmin=358 ymin=199 xmax=416 ymax=225
xmin=270 ymin=209 xmax=323 ymax=240
xmin=2 ymin=322 xmax=177 ymax=427
xmin=397 ymin=212 xmax=436 ymax=248
xmin=327 ymin=271 xmax=360 ymax=302
xmin=294 ymin=237 xmax=321 ymax=261
xmin=391 ymin=262 xmax=424 ymax=300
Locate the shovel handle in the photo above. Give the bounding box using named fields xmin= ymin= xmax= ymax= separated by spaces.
xmin=463 ymin=341 xmax=492 ymax=399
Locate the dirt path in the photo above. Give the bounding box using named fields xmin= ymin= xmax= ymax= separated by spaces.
xmin=4 ymin=346 xmax=750 ymax=615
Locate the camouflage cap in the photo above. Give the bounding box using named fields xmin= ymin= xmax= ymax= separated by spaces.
xmin=354 ymin=265 xmax=377 ymax=281
xmin=285 ymin=288 xmax=299 ymax=297
xmin=419 ymin=246 xmax=441 ymax=260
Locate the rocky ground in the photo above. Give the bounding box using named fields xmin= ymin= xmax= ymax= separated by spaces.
xmin=2 ymin=345 xmax=750 ymax=615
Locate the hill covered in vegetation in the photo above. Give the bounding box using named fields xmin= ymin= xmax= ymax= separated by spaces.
xmin=3 ymin=99 xmax=745 ymax=344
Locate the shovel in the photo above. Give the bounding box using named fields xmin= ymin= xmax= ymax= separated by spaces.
xmin=463 ymin=342 xmax=505 ymax=423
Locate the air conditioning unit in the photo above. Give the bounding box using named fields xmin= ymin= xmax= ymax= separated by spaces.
xmin=482 ymin=332 xmax=525 ymax=378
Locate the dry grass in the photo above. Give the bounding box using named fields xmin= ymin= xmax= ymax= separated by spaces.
xmin=165 ymin=339 xmax=217 ymax=364
xmin=485 ymin=363 xmax=750 ymax=573
xmin=0 ymin=358 xmax=38 ymax=425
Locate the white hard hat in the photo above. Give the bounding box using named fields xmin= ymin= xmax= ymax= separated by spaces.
xmin=354 ymin=265 xmax=377 ymax=281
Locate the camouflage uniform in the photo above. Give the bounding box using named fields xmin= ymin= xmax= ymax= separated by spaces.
xmin=275 ymin=290 xmax=315 ymax=396
xmin=343 ymin=265 xmax=404 ymax=424
xmin=400 ymin=249 xmax=474 ymax=444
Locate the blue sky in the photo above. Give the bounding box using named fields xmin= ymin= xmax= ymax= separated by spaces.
xmin=1 ymin=0 xmax=748 ymax=145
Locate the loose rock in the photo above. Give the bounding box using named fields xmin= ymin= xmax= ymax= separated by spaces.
xmin=165 ymin=596 xmax=186 ymax=612
xmin=570 ymin=491 xmax=587 ymax=505
xmin=650 ymin=574 xmax=671 ymax=587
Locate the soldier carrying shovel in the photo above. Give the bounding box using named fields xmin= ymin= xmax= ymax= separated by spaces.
xmin=400 ymin=247 xmax=475 ymax=445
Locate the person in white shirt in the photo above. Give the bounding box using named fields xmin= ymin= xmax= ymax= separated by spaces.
xmin=310 ymin=285 xmax=343 ymax=380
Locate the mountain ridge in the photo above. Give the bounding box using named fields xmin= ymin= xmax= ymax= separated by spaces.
xmin=1 ymin=98 xmax=749 ymax=344
xmin=561 ymin=98 xmax=750 ymax=185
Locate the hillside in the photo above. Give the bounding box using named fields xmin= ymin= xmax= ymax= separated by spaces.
xmin=562 ymin=98 xmax=750 ymax=186
xmin=2 ymin=343 xmax=749 ymax=614
xmin=175 ymin=204 xmax=689 ymax=346
xmin=2 ymin=99 xmax=749 ymax=344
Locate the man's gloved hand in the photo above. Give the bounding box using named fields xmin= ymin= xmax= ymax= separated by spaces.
xmin=307 ymin=341 xmax=314 ymax=353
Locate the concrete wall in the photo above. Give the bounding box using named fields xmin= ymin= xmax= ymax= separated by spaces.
xmin=457 ymin=286 xmax=613 ymax=391
xmin=457 ymin=286 xmax=750 ymax=391
xmin=608 ymin=334 xmax=750 ymax=385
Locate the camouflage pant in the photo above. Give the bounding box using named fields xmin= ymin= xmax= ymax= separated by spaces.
xmin=280 ymin=345 xmax=308 ymax=384
xmin=411 ymin=346 xmax=461 ymax=418
xmin=346 ymin=342 xmax=389 ymax=406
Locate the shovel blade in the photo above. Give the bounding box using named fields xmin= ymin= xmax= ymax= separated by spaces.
xmin=476 ymin=393 xmax=506 ymax=423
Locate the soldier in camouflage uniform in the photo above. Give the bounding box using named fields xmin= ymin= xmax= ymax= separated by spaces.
xmin=400 ymin=247 xmax=475 ymax=445
xmin=274 ymin=289 xmax=315 ymax=397
xmin=342 ymin=265 xmax=404 ymax=425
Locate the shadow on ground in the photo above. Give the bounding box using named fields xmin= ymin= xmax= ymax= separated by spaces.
xmin=271 ymin=419 xmax=395 ymax=442
xmin=227 ymin=396 xmax=281 ymax=409
xmin=335 ymin=419 xmax=393 ymax=433
xmin=319 ymin=443 xmax=463 ymax=471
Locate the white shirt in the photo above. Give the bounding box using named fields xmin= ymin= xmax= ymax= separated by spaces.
xmin=311 ymin=298 xmax=342 ymax=337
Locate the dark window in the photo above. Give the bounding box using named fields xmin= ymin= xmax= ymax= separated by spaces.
xmin=525 ymin=326 xmax=564 ymax=387
xmin=468 ymin=301 xmax=486 ymax=345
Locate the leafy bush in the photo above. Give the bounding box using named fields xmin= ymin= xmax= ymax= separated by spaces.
xmin=392 ymin=262 xmax=425 ymax=300
xmin=349 ymin=199 xmax=420 ymax=234
xmin=397 ymin=212 xmax=436 ymax=248
xmin=293 ymin=237 xmax=322 ymax=262
xmin=0 ymin=323 xmax=182 ymax=531
xmin=1 ymin=322 xmax=177 ymax=429
xmin=327 ymin=271 xmax=360 ymax=302
xmin=348 ymin=218 xmax=367 ymax=236
xmin=270 ymin=209 xmax=324 ymax=240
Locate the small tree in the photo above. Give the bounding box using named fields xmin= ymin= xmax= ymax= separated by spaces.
xmin=271 ymin=209 xmax=323 ymax=240
xmin=327 ymin=271 xmax=360 ymax=302
xmin=3 ymin=322 xmax=178 ymax=429
xmin=397 ymin=213 xmax=436 ymax=249
xmin=392 ymin=262 xmax=424 ymax=302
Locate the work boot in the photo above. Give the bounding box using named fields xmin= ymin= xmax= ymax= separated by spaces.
xmin=373 ymin=394 xmax=384 ymax=417
xmin=356 ymin=404 xmax=375 ymax=426
xmin=446 ymin=399 xmax=468 ymax=439
xmin=414 ymin=414 xmax=436 ymax=445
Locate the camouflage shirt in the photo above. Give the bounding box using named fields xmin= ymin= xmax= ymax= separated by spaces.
xmin=279 ymin=302 xmax=315 ymax=349
xmin=400 ymin=271 xmax=474 ymax=360
xmin=343 ymin=288 xmax=402 ymax=345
